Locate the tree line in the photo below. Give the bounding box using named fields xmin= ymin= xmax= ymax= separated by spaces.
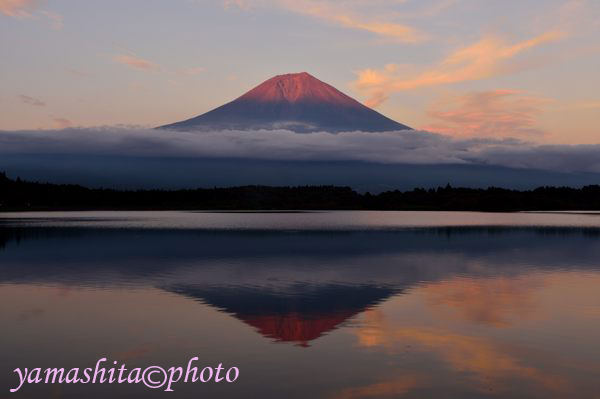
xmin=1 ymin=171 xmax=599 ymax=211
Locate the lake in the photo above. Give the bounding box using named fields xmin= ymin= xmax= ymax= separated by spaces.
xmin=1 ymin=211 xmax=599 ymax=398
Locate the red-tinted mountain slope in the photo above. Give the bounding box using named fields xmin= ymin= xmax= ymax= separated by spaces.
xmin=161 ymin=72 xmax=411 ymax=132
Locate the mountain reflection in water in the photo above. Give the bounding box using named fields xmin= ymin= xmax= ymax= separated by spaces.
xmin=1 ymin=212 xmax=600 ymax=398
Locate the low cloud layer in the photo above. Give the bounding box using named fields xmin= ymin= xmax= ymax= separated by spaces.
xmin=0 ymin=127 xmax=599 ymax=174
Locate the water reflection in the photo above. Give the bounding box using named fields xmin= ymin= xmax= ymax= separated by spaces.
xmin=422 ymin=276 xmax=545 ymax=327
xmin=1 ymin=214 xmax=600 ymax=398
xmin=347 ymin=271 xmax=600 ymax=398
xmin=168 ymin=284 xmax=398 ymax=347
xmin=353 ymin=313 xmax=568 ymax=397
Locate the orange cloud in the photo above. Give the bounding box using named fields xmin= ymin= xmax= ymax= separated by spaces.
xmin=52 ymin=118 xmax=73 ymax=129
xmin=421 ymin=276 xmax=545 ymax=327
xmin=422 ymin=89 xmax=550 ymax=138
xmin=0 ymin=0 xmax=41 ymax=17
xmin=113 ymin=54 xmax=160 ymax=72
xmin=285 ymin=0 xmax=424 ymax=42
xmin=355 ymin=31 xmax=565 ymax=106
xmin=304 ymin=11 xmax=421 ymax=43
xmin=228 ymin=0 xmax=424 ymax=42
xmin=356 ymin=311 xmax=568 ymax=395
xmin=1 ymin=0 xmax=64 ymax=29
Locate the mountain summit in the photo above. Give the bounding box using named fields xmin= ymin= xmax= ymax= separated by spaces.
xmin=160 ymin=72 xmax=411 ymax=132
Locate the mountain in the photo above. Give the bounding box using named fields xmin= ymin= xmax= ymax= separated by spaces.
xmin=160 ymin=72 xmax=411 ymax=132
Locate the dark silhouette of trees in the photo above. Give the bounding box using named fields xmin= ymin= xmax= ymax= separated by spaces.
xmin=1 ymin=171 xmax=598 ymax=211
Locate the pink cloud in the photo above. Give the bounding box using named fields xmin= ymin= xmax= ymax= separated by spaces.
xmin=113 ymin=54 xmax=160 ymax=72
xmin=0 ymin=0 xmax=42 ymax=17
xmin=354 ymin=31 xmax=565 ymax=107
xmin=1 ymin=1 xmax=65 ymax=30
xmin=422 ymin=89 xmax=550 ymax=138
xmin=52 ymin=118 xmax=73 ymax=129
xmin=226 ymin=0 xmax=425 ymax=42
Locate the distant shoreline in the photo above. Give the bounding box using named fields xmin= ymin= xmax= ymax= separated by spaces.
xmin=1 ymin=172 xmax=599 ymax=212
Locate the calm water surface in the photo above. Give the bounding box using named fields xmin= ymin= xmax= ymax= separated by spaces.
xmin=1 ymin=211 xmax=599 ymax=398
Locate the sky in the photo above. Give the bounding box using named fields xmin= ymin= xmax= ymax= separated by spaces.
xmin=1 ymin=0 xmax=599 ymax=144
